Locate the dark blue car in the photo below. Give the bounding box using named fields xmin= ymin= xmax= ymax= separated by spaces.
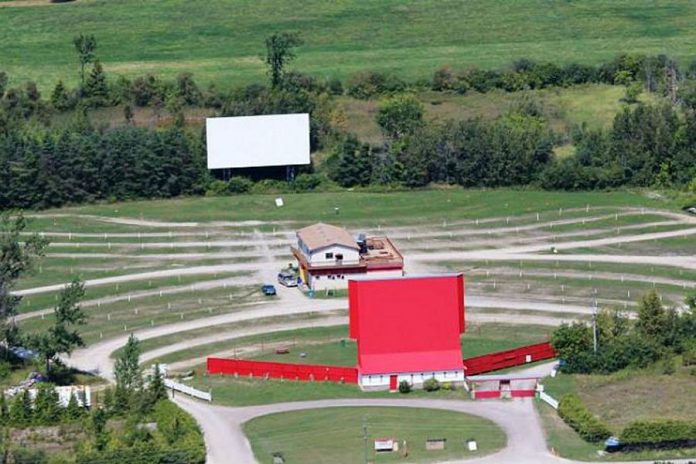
xmin=261 ymin=284 xmax=277 ymax=296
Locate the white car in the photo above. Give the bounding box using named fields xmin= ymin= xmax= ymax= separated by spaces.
xmin=277 ymin=271 xmax=298 ymax=287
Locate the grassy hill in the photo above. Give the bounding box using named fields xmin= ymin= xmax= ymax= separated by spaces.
xmin=2 ymin=0 xmax=696 ymax=90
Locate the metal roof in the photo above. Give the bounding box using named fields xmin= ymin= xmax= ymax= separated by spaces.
xmin=297 ymin=223 xmax=359 ymax=252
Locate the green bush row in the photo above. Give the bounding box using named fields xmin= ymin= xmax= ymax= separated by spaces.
xmin=557 ymin=394 xmax=612 ymax=443
xmin=620 ymin=419 xmax=696 ymax=449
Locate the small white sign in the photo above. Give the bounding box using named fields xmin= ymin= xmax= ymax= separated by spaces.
xmin=525 ymin=354 xmax=532 ymax=363
xmin=467 ymin=440 xmax=478 ymax=451
xmin=275 ymin=197 xmax=284 ymax=207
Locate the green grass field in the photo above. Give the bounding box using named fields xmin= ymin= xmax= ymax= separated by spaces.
xmin=3 ymin=0 xmax=696 ymax=90
xmin=31 ymin=189 xmax=678 ymax=226
xmin=537 ymin=361 xmax=696 ymax=461
xmin=244 ymin=407 xmax=505 ymax=464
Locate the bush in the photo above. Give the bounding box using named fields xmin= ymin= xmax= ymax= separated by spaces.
xmin=558 ymin=394 xmax=612 ymax=443
xmin=227 ymin=176 xmax=253 ymax=194
xmin=620 ymin=419 xmax=696 ymax=449
xmin=346 ymin=71 xmax=406 ymax=99
xmin=423 ymin=377 xmax=440 ymax=392
xmin=293 ymin=173 xmax=323 ymax=191
xmin=398 ymin=380 xmax=411 ymax=394
xmin=441 ymin=382 xmax=456 ymax=391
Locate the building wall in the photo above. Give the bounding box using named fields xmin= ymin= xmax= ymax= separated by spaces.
xmin=359 ymin=370 xmax=465 ymax=390
xmin=365 ymin=268 xmax=403 ymax=279
xmin=308 ymin=245 xmax=360 ymax=266
xmin=308 ymin=272 xmax=350 ymax=291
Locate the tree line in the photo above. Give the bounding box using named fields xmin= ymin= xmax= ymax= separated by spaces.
xmin=1 ymin=33 xmax=696 ymax=210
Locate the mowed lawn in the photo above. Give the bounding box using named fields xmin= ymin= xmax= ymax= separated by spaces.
xmin=31 ymin=189 xmax=677 ymax=227
xmin=2 ymin=0 xmax=696 ymax=90
xmin=244 ymin=407 xmax=506 ymax=464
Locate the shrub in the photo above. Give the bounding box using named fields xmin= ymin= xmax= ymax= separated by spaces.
xmin=227 ymin=176 xmax=253 ymax=194
xmin=423 ymin=377 xmax=440 ymax=392
xmin=620 ymin=419 xmax=696 ymax=449
xmin=441 ymin=382 xmax=456 ymax=391
xmin=558 ymin=394 xmax=612 ymax=443
xmin=398 ymin=380 xmax=411 ymax=394
xmin=346 ymin=71 xmax=406 ymax=99
xmin=206 ymin=180 xmax=229 ymax=196
xmin=662 ymin=357 xmax=676 ymax=375
xmin=293 ymin=173 xmax=323 ymax=191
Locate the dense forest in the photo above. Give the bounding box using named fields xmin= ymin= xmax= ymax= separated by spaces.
xmin=1 ymin=34 xmax=696 ymax=209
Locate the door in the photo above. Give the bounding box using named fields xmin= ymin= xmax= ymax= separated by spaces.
xmin=389 ymin=375 xmax=398 ymax=391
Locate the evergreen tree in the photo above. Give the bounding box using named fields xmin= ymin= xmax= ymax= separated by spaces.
xmin=148 ymin=363 xmax=167 ymax=407
xmin=83 ymin=61 xmax=109 ymax=105
xmin=33 ymin=383 xmax=62 ymax=425
xmin=29 ymin=278 xmax=86 ymax=375
xmin=51 ymin=80 xmax=72 ymax=111
xmin=636 ymin=290 xmax=667 ymax=340
xmin=264 ymin=32 xmax=303 ymax=89
xmin=0 ymin=392 xmax=7 ymax=425
xmin=8 ymin=390 xmax=32 ymax=427
xmin=114 ymin=334 xmax=142 ymax=399
xmin=64 ymin=393 xmax=84 ymax=422
xmin=0 ymin=213 xmax=48 ymax=349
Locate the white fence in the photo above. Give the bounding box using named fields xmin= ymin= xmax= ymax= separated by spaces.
xmin=539 ymin=391 xmax=559 ymax=410
xmin=164 ymin=379 xmax=212 ymax=402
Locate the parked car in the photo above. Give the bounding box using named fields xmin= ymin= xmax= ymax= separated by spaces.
xmin=261 ymin=284 xmax=277 ymax=296
xmin=686 ymin=206 xmax=696 ymax=215
xmin=277 ymin=271 xmax=298 ymax=287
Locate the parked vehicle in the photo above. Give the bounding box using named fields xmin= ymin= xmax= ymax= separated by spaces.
xmin=277 ymin=271 xmax=298 ymax=287
xmin=261 ymin=284 xmax=277 ymax=296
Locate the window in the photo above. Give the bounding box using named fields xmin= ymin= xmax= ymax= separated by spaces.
xmin=336 ymin=253 xmax=343 ymax=260
xmin=325 ymin=252 xmax=333 ymax=259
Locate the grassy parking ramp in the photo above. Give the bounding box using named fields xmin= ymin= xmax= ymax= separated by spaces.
xmin=244 ymin=406 xmax=505 ymax=464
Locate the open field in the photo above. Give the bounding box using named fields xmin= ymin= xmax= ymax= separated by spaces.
xmin=244 ymin=407 xmax=505 ymax=464
xmin=339 ymin=85 xmax=657 ymax=144
xmin=538 ymin=360 xmax=696 ymax=461
xmin=9 ymin=188 xmax=695 ymax=463
xmin=3 ymin=0 xmax=696 ymax=90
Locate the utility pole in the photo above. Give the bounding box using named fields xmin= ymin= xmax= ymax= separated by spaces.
xmin=362 ymin=415 xmax=368 ymax=464
xmin=592 ymin=300 xmax=598 ymax=354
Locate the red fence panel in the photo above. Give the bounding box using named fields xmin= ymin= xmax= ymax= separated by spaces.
xmin=462 ymin=342 xmax=556 ymax=376
xmin=206 ymin=358 xmax=359 ymax=384
xmin=473 ymin=390 xmax=501 ymax=399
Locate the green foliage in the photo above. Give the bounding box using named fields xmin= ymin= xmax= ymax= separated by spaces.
xmin=227 ymin=176 xmax=253 ymax=194
xmin=72 ymin=33 xmax=97 ymax=86
xmin=176 ymin=73 xmax=202 ymax=106
xmin=398 ymin=380 xmax=411 ymax=394
xmin=83 ymin=61 xmax=109 ymax=106
xmin=422 ymin=377 xmax=440 ymax=392
xmin=293 ymin=173 xmax=323 ymax=191
xmin=0 ymin=212 xmax=48 ymax=346
xmin=636 ymin=290 xmax=667 ymax=340
xmin=148 ymin=364 xmax=167 ymax=407
xmin=29 ymin=278 xmax=87 ymax=375
xmin=50 ymin=80 xmax=73 ymax=111
xmin=558 ymin=394 xmax=612 ymax=443
xmin=620 ymin=419 xmax=696 ymax=448
xmin=265 ymin=32 xmax=303 ymax=89
xmin=376 ymin=94 xmax=424 ymax=139
xmin=33 ymin=383 xmax=63 ymax=425
xmin=8 ymin=390 xmax=33 ymax=427
xmin=329 ymin=135 xmax=372 ymax=188
xmin=115 ymin=334 xmax=142 ymax=398
xmin=346 ymin=71 xmax=406 ymax=99
xmin=64 ymin=392 xmax=85 ymax=422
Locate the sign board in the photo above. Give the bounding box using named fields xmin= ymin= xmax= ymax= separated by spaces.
xmin=275 ymin=197 xmax=284 ymax=207
xmin=206 ymin=114 xmax=310 ymax=169
xmin=467 ymin=440 xmax=478 ymax=451
xmin=375 ymin=438 xmax=395 ymax=452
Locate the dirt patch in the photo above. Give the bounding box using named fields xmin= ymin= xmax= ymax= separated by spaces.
xmin=0 ymin=0 xmax=78 ymax=7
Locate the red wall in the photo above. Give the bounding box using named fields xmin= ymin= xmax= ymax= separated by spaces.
xmin=206 ymin=358 xmax=358 ymax=384
xmin=462 ymin=342 xmax=556 ymax=376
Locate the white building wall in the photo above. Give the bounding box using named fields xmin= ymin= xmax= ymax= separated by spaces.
xmin=308 ymin=245 xmax=360 ymax=266
xmin=359 ymin=370 xmax=465 ymax=390
xmin=365 ymin=269 xmax=403 ymax=279
xmin=309 ymin=273 xmax=350 ymax=291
